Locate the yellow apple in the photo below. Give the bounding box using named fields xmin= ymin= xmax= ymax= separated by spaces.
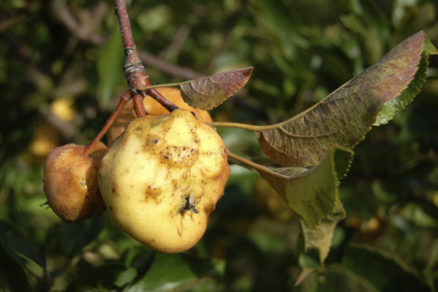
xmin=22 ymin=122 xmax=60 ymax=166
xmin=106 ymin=87 xmax=212 ymax=145
xmin=43 ymin=142 xmax=107 ymax=221
xmin=44 ymin=142 xmax=107 ymax=222
xmin=98 ymin=109 xmax=229 ymax=253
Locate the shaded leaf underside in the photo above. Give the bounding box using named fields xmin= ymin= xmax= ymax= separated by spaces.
xmin=256 ymin=31 xmax=438 ymax=167
xmin=227 ymin=31 xmax=437 ymax=266
xmin=180 ymin=67 xmax=254 ymax=110
xmin=231 ymin=146 xmax=353 ymax=227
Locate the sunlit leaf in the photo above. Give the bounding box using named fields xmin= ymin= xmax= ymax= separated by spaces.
xmin=230 ymin=146 xmax=353 ymax=227
xmin=180 ymin=67 xmax=254 ymax=110
xmin=255 ymin=31 xmax=438 ymax=167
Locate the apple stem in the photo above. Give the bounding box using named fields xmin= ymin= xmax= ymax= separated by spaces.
xmin=132 ymin=93 xmax=146 ymax=117
xmin=227 ymin=150 xmax=290 ymax=180
xmin=83 ymin=91 xmax=131 ymax=155
xmin=147 ymin=88 xmax=178 ymax=112
xmin=113 ymin=0 xmax=178 ymax=113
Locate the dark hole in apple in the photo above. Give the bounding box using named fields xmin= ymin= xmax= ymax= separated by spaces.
xmin=182 ymin=194 xmax=199 ymax=214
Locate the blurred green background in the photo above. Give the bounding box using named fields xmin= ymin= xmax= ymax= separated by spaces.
xmin=1 ymin=0 xmax=438 ymax=291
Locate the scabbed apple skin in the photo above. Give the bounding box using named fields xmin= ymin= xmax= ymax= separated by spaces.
xmin=106 ymin=87 xmax=212 ymax=145
xmin=98 ymin=109 xmax=229 ymax=253
xmin=43 ymin=142 xmax=107 ymax=221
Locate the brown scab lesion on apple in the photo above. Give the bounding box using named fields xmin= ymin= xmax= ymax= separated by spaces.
xmin=144 ymin=184 xmax=162 ymax=204
xmin=98 ymin=109 xmax=229 ymax=253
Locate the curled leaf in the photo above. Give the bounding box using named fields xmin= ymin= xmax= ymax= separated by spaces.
xmin=229 ymin=146 xmax=353 ymax=227
xmin=180 ymin=67 xmax=254 ymax=110
xmin=255 ymin=31 xmax=438 ymax=167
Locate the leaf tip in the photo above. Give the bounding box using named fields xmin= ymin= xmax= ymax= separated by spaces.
xmin=241 ymin=66 xmax=255 ymax=77
xmin=295 ymin=268 xmax=314 ymax=286
xmin=422 ymin=31 xmax=438 ymax=55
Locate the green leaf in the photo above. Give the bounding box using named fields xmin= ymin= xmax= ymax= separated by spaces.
xmin=249 ymin=0 xmax=302 ymax=58
xmin=124 ymin=245 xmax=155 ymax=270
xmin=179 ymin=67 xmax=254 ymax=110
xmin=97 ymin=27 xmax=124 ymax=106
xmin=115 ymin=267 xmax=137 ymax=288
xmin=0 ymin=221 xmax=46 ymax=269
xmin=341 ymin=244 xmax=431 ymax=291
xmin=229 ymin=146 xmax=353 ymax=227
xmin=300 ymin=199 xmax=346 ymax=263
xmin=320 ymin=264 xmax=379 ymax=292
xmin=0 ymin=246 xmax=31 ymax=292
xmin=261 ymin=147 xmax=352 ymax=227
xmin=298 ymin=253 xmax=320 ymax=270
xmin=255 ymin=31 xmax=438 ymax=167
xmin=296 ymin=200 xmax=346 ymax=282
xmin=375 ymin=32 xmax=438 ymax=125
xmin=65 ymin=260 xmax=126 ymax=290
xmin=125 ymin=254 xmax=221 ymax=292
xmin=57 ymin=217 xmax=104 ymax=255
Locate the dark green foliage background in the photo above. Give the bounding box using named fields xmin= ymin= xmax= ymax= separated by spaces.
xmin=1 ymin=0 xmax=437 ymax=291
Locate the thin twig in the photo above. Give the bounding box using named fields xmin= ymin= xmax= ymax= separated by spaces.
xmin=4 ymin=33 xmax=84 ymax=141
xmin=139 ymin=51 xmax=203 ymax=80
xmin=146 ymin=89 xmax=178 ymax=112
xmin=113 ymin=0 xmax=178 ymax=114
xmin=114 ymin=0 xmax=148 ymax=92
xmin=208 ymin=121 xmax=260 ymax=131
xmin=51 ymin=0 xmax=106 ymax=45
xmin=114 ymin=0 xmax=136 ymax=49
xmin=132 ymin=93 xmax=147 ymax=117
xmin=160 ymin=24 xmax=191 ymax=59
xmin=83 ymin=91 xmax=131 ymax=155
xmin=227 ymin=151 xmax=290 ymax=179
xmin=203 ymin=10 xmax=243 ymax=72
xmin=80 ymin=2 xmax=108 ymax=34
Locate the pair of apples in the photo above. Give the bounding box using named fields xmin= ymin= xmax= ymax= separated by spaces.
xmin=44 ymin=88 xmax=229 ymax=253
